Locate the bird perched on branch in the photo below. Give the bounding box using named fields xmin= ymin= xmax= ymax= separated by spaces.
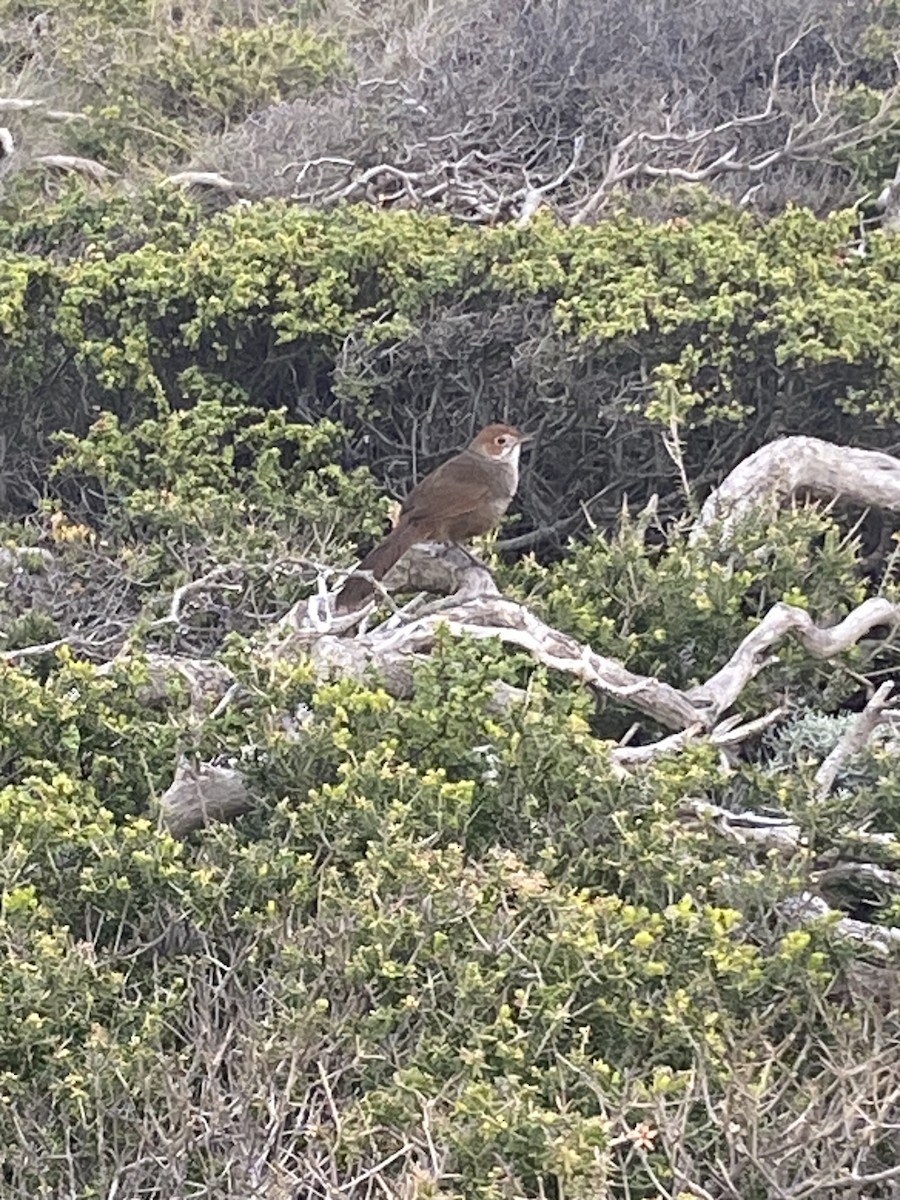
xmin=335 ymin=423 xmax=533 ymax=610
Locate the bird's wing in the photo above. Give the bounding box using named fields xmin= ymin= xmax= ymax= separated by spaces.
xmin=401 ymin=456 xmax=491 ymax=523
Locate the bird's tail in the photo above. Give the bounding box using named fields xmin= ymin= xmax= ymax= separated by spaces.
xmin=335 ymin=521 xmax=421 ymax=610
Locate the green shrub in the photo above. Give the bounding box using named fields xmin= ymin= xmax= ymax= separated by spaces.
xmin=160 ymin=24 xmax=348 ymax=124
xmin=0 ymin=641 xmax=856 ymax=1197
xmin=3 ymin=193 xmax=900 ymax=535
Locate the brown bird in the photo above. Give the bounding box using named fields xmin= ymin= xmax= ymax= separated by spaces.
xmin=335 ymin=422 xmax=533 ymax=610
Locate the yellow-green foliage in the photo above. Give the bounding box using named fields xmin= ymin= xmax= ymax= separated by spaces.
xmin=3 ymin=191 xmax=900 ymax=622
xmin=2 ymin=187 xmax=900 ymax=1194
xmin=160 ymin=23 xmax=348 ymax=122
xmin=0 ymin=1 xmax=348 ymax=169
xmin=0 ymin=641 xmax=846 ymax=1196
xmin=68 ymin=23 xmax=347 ymax=166
xmin=51 ymin=392 xmax=383 ymax=554
xmin=0 ymin=392 xmax=386 ymax=655
xmin=2 ymin=194 xmax=900 ymax=444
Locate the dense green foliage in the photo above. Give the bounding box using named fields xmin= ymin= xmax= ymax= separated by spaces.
xmin=0 ymin=634 xmax=887 ymax=1197
xmin=2 ymin=187 xmax=900 ymax=537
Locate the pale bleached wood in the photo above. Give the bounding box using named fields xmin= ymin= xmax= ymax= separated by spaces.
xmin=691 ymin=436 xmax=900 ymax=545
xmin=815 ymin=681 xmax=899 ymax=798
xmin=687 ymin=599 xmax=900 ymax=716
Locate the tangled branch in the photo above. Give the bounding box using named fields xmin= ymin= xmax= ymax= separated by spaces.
xmin=286 ymin=25 xmax=900 ymax=225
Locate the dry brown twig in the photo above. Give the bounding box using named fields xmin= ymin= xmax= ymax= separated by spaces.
xmin=626 ymin=1012 xmax=900 ymax=1199
xmin=288 ymin=26 xmax=900 ymax=226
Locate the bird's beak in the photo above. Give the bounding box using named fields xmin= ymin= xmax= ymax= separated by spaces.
xmin=518 ymin=432 xmax=536 ymax=446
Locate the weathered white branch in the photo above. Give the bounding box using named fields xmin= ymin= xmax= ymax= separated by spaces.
xmin=340 ymin=590 xmax=899 ymax=733
xmin=815 ymin=681 xmax=898 ymax=797
xmin=688 ymin=599 xmax=900 ymax=716
xmin=0 ymin=97 xmax=87 ymax=122
xmin=365 ymin=593 xmax=706 ymax=730
xmin=678 ymin=796 xmax=802 ymax=853
xmin=265 ymin=538 xmax=900 ymax=736
xmin=34 ymin=154 xmax=117 ymax=182
xmin=610 ymin=707 xmax=786 ymax=766
xmin=167 ymin=170 xmax=240 ymax=193
xmin=0 ymin=638 xmax=70 ymax=661
xmin=781 ymin=892 xmax=900 ymax=957
xmin=691 ymin=436 xmax=900 ymax=545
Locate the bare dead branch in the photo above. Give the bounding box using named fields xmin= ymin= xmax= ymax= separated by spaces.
xmin=782 ymin=891 xmax=900 ymax=956
xmin=678 ymin=795 xmax=802 ymax=853
xmin=0 ymin=638 xmax=70 ymax=661
xmin=33 ymin=153 xmax=117 ymax=182
xmin=167 ymin=170 xmax=241 ymax=193
xmin=688 ymin=599 xmax=900 ymax=716
xmin=692 ymin=436 xmax=900 ymax=545
xmin=0 ymin=98 xmax=87 ymax=122
xmin=815 ymin=681 xmax=898 ymax=797
xmin=148 ymin=564 xmax=242 ymax=631
xmin=610 ymin=707 xmax=787 ymax=766
xmin=515 ymin=132 xmax=586 ymax=227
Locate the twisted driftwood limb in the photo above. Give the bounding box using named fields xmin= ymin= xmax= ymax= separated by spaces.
xmin=691 ymin=437 xmax=900 ymax=546
xmin=688 ymin=599 xmax=900 ymax=716
xmin=275 ymin=587 xmax=706 ymax=731
xmin=298 ymin=581 xmax=900 ymax=736
xmin=363 ymin=594 xmax=704 ymax=729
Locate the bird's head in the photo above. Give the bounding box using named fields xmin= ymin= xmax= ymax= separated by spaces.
xmin=471 ymin=423 xmax=534 ymax=460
